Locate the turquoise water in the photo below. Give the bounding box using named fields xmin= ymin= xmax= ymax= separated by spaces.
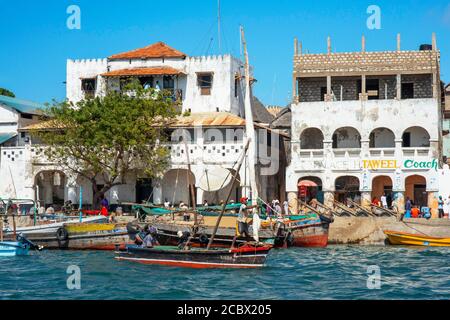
xmin=1 ymin=246 xmax=450 ymax=300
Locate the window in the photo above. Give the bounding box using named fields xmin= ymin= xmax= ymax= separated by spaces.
xmin=81 ymin=78 xmax=96 ymax=97
xmin=366 ymin=79 xmax=379 ymax=100
xmin=197 ymin=73 xmax=213 ymax=95
xmin=163 ymin=76 xmax=174 ymax=90
xmin=401 ymin=83 xmax=414 ymax=99
xmin=139 ymin=76 xmax=153 ymax=89
xmin=234 ymin=78 xmax=240 ymax=97
xmin=402 ymin=132 xmax=411 ymax=147
xmin=21 ymin=113 xmax=33 ymax=119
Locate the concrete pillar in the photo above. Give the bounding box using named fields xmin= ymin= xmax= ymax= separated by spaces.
xmin=153 ymin=183 xmax=162 ymax=205
xmin=325 ymin=75 xmax=333 ymax=101
xmin=294 ymin=37 xmax=298 ymax=55
xmin=396 ymin=74 xmax=402 ymax=100
xmin=428 ymin=191 xmax=439 ymax=218
xmin=361 ymin=35 xmax=366 ymax=53
xmin=360 ymin=74 xmax=368 ymax=101
xmin=324 ymin=191 xmax=334 ymax=208
xmin=397 ymin=33 xmax=401 ymax=52
xmin=361 ymin=139 xmax=370 ymax=158
xmin=395 ymin=138 xmax=403 ymax=158
xmin=287 ymin=191 xmax=299 ymax=215
xmin=65 ymin=174 xmax=78 ymax=204
xmin=392 ymin=191 xmax=405 ymax=214
xmin=327 ymin=36 xmax=331 ymax=54
xmin=361 ymin=191 xmax=371 ymax=209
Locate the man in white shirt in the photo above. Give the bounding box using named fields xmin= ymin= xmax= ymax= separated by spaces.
xmin=380 ymin=194 xmax=388 ymax=209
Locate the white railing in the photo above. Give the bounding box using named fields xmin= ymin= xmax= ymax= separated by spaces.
xmin=332 ymin=148 xmax=361 ymax=158
xmin=298 ymin=149 xmax=324 ymax=159
xmin=402 ymin=147 xmax=430 ymax=158
xmin=369 ymin=148 xmax=396 ymax=157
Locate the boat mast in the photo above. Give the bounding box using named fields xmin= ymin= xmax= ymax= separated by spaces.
xmin=240 ymin=26 xmax=259 ymax=205
xmin=184 ymin=141 xmax=197 ymax=226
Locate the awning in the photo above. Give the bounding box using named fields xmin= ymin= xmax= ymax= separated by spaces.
xmin=0 ymin=132 xmax=17 ymax=145
xmin=298 ymin=180 xmax=318 ymax=187
xmin=101 ymin=66 xmax=185 ymax=77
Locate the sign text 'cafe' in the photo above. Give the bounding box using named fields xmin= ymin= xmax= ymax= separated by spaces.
xmin=362 ymin=159 xmax=438 ymax=171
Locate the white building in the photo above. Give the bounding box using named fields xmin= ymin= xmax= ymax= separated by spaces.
xmin=0 ymin=95 xmax=43 ymax=200
xmin=285 ymin=35 xmax=443 ymax=216
xmin=2 ymin=41 xmax=283 ymax=211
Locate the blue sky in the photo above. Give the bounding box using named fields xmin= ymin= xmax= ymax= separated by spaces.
xmin=0 ymin=0 xmax=449 ymax=106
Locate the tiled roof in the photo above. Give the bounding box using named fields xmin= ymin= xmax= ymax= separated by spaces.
xmin=109 ymin=42 xmax=187 ymax=60
xmin=20 ymin=119 xmax=67 ymax=131
xmin=170 ymin=112 xmax=245 ymax=127
xmin=101 ymin=66 xmax=185 ymax=77
xmin=0 ymin=95 xmax=44 ymax=115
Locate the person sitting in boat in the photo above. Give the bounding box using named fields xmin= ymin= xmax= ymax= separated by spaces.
xmin=237 ymin=197 xmax=258 ymax=239
xmin=164 ymin=199 xmax=171 ymax=208
xmin=137 ymin=225 xmax=160 ymax=248
xmin=372 ymin=197 xmax=381 ymax=207
xmin=203 ymin=200 xmax=209 ymax=207
xmin=273 ymin=200 xmax=283 ymax=219
xmin=177 ymin=230 xmax=191 ymax=249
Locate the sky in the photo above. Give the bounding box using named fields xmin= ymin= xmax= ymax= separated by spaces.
xmin=0 ymin=0 xmax=449 ymax=107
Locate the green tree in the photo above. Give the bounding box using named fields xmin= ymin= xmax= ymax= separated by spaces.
xmin=33 ymin=82 xmax=179 ymax=207
xmin=0 ymin=88 xmax=15 ymax=97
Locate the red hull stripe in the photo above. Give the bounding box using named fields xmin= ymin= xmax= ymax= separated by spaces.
xmin=115 ymin=257 xmax=265 ymax=269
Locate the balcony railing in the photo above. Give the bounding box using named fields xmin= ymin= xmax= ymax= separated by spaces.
xmin=369 ymin=148 xmax=396 ymax=157
xmin=402 ymin=147 xmax=430 ymax=157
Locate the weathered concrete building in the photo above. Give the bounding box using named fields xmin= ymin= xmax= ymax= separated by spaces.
xmin=1 ymin=42 xmax=284 ymax=210
xmin=286 ymin=34 xmax=442 ymax=214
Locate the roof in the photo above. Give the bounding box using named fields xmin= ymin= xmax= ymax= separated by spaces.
xmin=267 ymin=106 xmax=283 ymax=117
xmin=20 ymin=119 xmax=67 ymax=131
xmin=0 ymin=95 xmax=44 ymax=115
xmin=101 ymin=66 xmax=185 ymax=77
xmin=270 ymin=106 xmax=291 ymax=129
xmin=170 ymin=112 xmax=245 ymax=127
xmin=109 ymin=42 xmax=187 ymax=60
xmin=251 ymin=96 xmax=274 ymax=124
xmin=0 ymin=132 xmax=17 ymax=145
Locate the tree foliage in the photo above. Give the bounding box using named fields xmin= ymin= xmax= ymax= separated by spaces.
xmin=0 ymin=88 xmax=15 ymax=97
xmin=33 ymin=82 xmax=179 ymax=206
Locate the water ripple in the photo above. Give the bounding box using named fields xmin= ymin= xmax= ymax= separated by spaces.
xmin=1 ymin=246 xmax=450 ymax=299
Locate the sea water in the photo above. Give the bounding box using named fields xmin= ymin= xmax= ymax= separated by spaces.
xmin=1 ymin=246 xmax=449 ymax=300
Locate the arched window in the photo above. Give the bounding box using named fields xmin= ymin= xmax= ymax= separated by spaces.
xmin=300 ymin=128 xmax=324 ymax=149
xmin=332 ymin=127 xmax=361 ymax=148
xmin=369 ymin=128 xmax=395 ymax=148
xmin=402 ymin=127 xmax=430 ymax=147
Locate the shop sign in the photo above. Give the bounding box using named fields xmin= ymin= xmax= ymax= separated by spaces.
xmin=362 ymin=159 xmax=438 ymax=171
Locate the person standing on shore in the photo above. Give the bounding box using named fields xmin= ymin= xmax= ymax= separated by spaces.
xmin=445 ymin=196 xmax=450 ymax=219
xmin=438 ymin=196 xmax=444 ymax=219
xmin=405 ymin=197 xmax=412 ymax=219
xmin=381 ymin=194 xmax=388 ymax=209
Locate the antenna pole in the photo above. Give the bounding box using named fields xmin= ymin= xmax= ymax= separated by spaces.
xmin=218 ymin=0 xmax=222 ymax=53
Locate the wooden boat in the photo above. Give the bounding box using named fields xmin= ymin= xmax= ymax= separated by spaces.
xmin=2 ymin=217 xmax=131 ymax=250
xmin=283 ymin=215 xmax=331 ymax=248
xmin=384 ymin=230 xmax=450 ymax=247
xmin=52 ymin=223 xmax=132 ymax=250
xmin=115 ymin=242 xmax=272 ymax=269
xmin=0 ymin=235 xmax=43 ymax=256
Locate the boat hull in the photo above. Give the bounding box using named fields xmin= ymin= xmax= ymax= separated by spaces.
xmin=115 ymin=244 xmax=271 ymax=269
xmin=3 ymin=222 xmax=132 ymax=250
xmin=288 ymin=221 xmax=330 ymax=248
xmin=0 ymin=242 xmax=29 ymax=256
xmin=384 ymin=230 xmax=450 ymax=247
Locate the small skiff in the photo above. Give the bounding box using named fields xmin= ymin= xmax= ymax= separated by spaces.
xmin=115 ymin=243 xmax=272 ymax=269
xmin=384 ymin=230 xmax=450 ymax=247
